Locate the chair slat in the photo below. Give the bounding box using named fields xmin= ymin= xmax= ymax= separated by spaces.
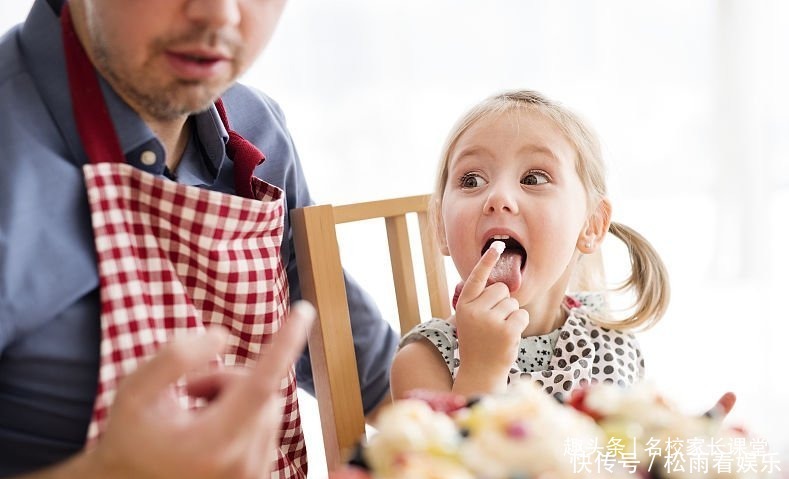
xmin=333 ymin=194 xmax=429 ymax=224
xmin=418 ymin=211 xmax=451 ymax=320
xmin=291 ymin=205 xmax=366 ymax=470
xmin=385 ymin=214 xmax=421 ymax=334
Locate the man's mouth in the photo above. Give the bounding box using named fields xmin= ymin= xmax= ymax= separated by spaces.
xmin=179 ymin=53 xmax=222 ymax=64
xmin=164 ymin=49 xmax=232 ymax=80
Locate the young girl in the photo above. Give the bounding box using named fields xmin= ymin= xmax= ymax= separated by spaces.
xmin=390 ymin=89 xmax=670 ymax=402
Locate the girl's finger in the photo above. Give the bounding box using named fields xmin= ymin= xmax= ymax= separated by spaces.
xmin=489 ymin=297 xmax=521 ymax=319
xmin=506 ymin=309 xmax=530 ymax=332
xmin=459 ymin=241 xmax=505 ymax=302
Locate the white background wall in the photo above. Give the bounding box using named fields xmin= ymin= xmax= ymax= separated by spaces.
xmin=3 ymin=1 xmax=787 ymax=476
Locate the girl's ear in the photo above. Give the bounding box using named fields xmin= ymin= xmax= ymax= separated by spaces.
xmin=577 ymin=197 xmax=612 ymax=254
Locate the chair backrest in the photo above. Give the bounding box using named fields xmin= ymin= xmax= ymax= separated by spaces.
xmin=291 ymin=194 xmax=451 ymax=471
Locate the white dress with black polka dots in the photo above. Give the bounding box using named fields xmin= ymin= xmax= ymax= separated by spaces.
xmin=399 ymin=292 xmax=645 ymax=402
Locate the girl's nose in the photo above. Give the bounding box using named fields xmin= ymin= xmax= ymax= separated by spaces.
xmin=186 ymin=0 xmax=242 ymax=29
xmin=483 ymin=185 xmax=520 ymax=215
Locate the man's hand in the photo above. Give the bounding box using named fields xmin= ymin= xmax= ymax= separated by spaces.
xmin=50 ymin=302 xmax=315 ymax=479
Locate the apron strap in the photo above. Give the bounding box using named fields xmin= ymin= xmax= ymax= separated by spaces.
xmin=61 ymin=3 xmax=125 ymax=165
xmin=214 ymin=99 xmax=266 ymax=200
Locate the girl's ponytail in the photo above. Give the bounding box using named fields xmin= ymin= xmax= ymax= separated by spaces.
xmin=596 ymin=222 xmax=670 ymax=330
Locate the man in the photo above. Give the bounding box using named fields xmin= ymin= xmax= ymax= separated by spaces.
xmin=0 ymin=0 xmax=397 ymax=477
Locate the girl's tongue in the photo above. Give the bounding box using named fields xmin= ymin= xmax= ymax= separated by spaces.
xmin=487 ymin=250 xmax=523 ymax=292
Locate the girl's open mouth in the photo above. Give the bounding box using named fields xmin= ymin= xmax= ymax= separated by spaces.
xmin=482 ymin=235 xmax=526 ymax=292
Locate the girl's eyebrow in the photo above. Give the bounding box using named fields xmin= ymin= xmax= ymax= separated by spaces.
xmin=452 ymin=144 xmax=562 ymax=167
xmin=451 ymin=145 xmax=489 ymax=165
xmin=516 ymin=144 xmax=562 ymax=163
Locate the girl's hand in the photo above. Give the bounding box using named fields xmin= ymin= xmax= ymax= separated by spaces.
xmin=705 ymin=391 xmax=736 ymax=419
xmin=452 ymin=243 xmax=529 ymax=396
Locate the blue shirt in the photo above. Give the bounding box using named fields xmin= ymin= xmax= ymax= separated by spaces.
xmin=0 ymin=1 xmax=397 ymax=475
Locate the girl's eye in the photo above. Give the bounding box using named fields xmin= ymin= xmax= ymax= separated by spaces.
xmin=521 ymin=170 xmax=550 ymax=186
xmin=459 ymin=173 xmax=487 ymax=189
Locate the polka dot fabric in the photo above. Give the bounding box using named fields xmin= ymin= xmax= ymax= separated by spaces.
xmin=400 ymin=292 xmax=644 ymax=402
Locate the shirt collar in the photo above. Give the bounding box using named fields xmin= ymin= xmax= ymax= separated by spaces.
xmin=175 ymin=108 xmax=230 ymax=187
xmin=191 ymin=103 xmax=230 ymax=182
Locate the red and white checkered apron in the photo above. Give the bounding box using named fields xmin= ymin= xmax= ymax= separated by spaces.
xmin=61 ymin=5 xmax=306 ymax=477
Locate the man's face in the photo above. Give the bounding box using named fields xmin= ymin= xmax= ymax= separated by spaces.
xmin=70 ymin=0 xmax=286 ymax=121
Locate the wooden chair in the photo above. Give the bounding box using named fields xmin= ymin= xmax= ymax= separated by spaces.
xmin=291 ymin=194 xmax=451 ymax=471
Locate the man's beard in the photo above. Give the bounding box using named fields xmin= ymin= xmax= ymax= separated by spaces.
xmin=102 ymin=68 xmax=216 ymax=121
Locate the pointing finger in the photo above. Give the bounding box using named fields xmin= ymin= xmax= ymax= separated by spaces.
xmin=209 ymin=301 xmax=315 ymax=434
xmin=459 ymin=240 xmax=505 ymax=302
xmin=251 ymin=300 xmax=316 ymax=392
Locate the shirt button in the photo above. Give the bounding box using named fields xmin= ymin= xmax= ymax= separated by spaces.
xmin=140 ymin=150 xmax=157 ymax=166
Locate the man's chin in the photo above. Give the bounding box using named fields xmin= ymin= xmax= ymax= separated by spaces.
xmin=141 ymin=88 xmax=226 ymax=120
xmin=172 ymin=82 xmax=230 ymax=111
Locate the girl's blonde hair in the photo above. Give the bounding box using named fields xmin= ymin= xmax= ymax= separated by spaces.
xmin=431 ymin=89 xmax=669 ymax=330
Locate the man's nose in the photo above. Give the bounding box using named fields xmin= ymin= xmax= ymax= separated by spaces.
xmin=483 ymin=184 xmax=520 ymax=215
xmin=186 ymin=0 xmax=242 ymax=29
